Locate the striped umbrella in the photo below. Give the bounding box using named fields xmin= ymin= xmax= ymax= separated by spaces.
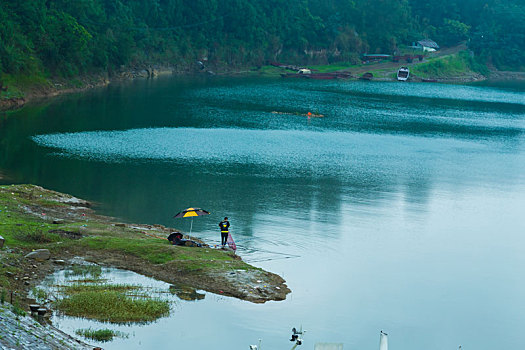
xmin=173 ymin=207 xmax=210 ymax=234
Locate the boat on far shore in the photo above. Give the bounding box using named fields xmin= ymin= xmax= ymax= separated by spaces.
xmin=397 ymin=66 xmax=410 ymax=81
xmin=281 ymin=70 xmax=351 ymax=80
xmin=359 ymin=72 xmax=373 ymax=80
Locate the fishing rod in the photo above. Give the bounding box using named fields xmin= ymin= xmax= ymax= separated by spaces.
xmin=241 ymin=246 xmax=301 ymax=258
xmin=235 ymin=244 xmax=301 ymax=263
xmin=205 ymin=240 xmax=301 ymax=262
xmin=230 ymin=235 xmax=301 ymax=256
xmin=244 ymin=256 xmax=299 ymax=263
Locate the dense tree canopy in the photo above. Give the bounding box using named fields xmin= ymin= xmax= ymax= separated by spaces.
xmin=0 ymin=0 xmax=523 ymax=77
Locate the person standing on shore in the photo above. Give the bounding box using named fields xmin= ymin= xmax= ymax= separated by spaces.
xmin=219 ymin=217 xmax=230 ymax=246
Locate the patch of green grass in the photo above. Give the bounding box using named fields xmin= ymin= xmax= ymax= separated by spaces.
xmin=31 ymin=287 xmax=48 ymax=303
xmin=13 ymin=227 xmax=61 ymax=244
xmin=70 ymin=235 xmax=250 ymax=270
xmin=0 ymin=187 xmax=80 ymax=248
xmin=75 ymin=328 xmax=128 ymax=342
xmin=412 ymin=50 xmax=489 ymax=78
xmin=11 ymin=302 xmax=26 ymax=317
xmin=251 ymin=65 xmax=283 ymax=76
xmin=76 ymin=235 xmax=219 ymax=261
xmin=0 ymin=223 xmax=57 ymax=247
xmin=0 ymin=72 xmax=51 ymax=100
xmin=0 ymin=86 xmax=24 ymax=100
xmin=253 ymin=63 xmax=356 ymax=75
xmin=74 ymin=236 xmax=177 ymax=264
xmin=308 ymin=63 xmax=356 ymax=73
xmin=56 ymin=290 xmax=170 ymax=323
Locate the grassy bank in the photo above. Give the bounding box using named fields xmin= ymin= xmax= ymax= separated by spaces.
xmin=411 ymin=50 xmax=489 ymax=79
xmin=0 ymin=184 xmax=246 ymax=268
xmin=0 ymin=184 xmax=290 ymax=310
xmin=255 ymin=47 xmax=496 ymax=82
xmin=0 ymin=72 xmax=51 ymax=99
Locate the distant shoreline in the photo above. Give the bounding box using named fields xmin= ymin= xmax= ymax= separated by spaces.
xmin=2 ymin=62 xmax=524 ymax=112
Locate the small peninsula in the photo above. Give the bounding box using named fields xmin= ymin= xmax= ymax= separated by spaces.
xmin=0 ymin=184 xmax=290 ymax=309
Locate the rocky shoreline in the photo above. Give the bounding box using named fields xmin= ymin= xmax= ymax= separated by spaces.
xmin=486 ymin=70 xmax=525 ymax=81
xmin=0 ymin=303 xmax=93 ymax=350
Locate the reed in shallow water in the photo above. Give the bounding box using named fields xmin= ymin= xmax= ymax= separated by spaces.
xmin=56 ymin=287 xmax=170 ymax=323
xmin=75 ymin=328 xmax=128 ymax=342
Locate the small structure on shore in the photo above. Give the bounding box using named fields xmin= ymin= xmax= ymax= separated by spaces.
xmin=410 ymin=39 xmax=440 ymax=52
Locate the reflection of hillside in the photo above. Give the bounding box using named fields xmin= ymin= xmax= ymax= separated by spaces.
xmin=1 ymin=77 xmax=524 ymax=246
xmin=1 ymin=143 xmax=435 ymax=240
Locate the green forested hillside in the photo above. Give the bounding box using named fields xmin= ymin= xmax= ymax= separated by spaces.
xmin=0 ymin=0 xmax=523 ymax=80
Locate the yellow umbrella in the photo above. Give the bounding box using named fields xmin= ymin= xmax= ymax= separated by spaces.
xmin=173 ymin=207 xmax=210 ymax=234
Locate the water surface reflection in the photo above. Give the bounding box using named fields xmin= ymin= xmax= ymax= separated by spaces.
xmin=1 ymin=78 xmax=525 ymax=349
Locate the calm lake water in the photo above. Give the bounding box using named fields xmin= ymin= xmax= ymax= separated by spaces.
xmin=1 ymin=76 xmax=525 ymax=350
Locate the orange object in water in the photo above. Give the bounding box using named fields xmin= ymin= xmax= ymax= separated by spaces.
xmin=307 ymin=112 xmax=312 ymax=116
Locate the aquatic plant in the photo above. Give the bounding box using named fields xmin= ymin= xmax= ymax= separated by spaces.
xmin=31 ymin=287 xmax=48 ymax=303
xmin=56 ymin=289 xmax=170 ymax=323
xmin=75 ymin=328 xmax=128 ymax=342
xmin=62 ymin=283 xmax=140 ymax=295
xmin=65 ymin=265 xmax=102 ymax=279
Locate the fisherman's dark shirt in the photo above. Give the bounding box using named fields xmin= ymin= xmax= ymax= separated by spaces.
xmin=219 ymin=221 xmax=230 ymax=232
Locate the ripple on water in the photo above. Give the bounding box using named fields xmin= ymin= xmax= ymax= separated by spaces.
xmin=31 ymin=127 xmax=491 ymax=167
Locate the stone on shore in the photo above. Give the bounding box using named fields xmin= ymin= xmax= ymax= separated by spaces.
xmin=24 ymin=249 xmax=51 ymax=261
